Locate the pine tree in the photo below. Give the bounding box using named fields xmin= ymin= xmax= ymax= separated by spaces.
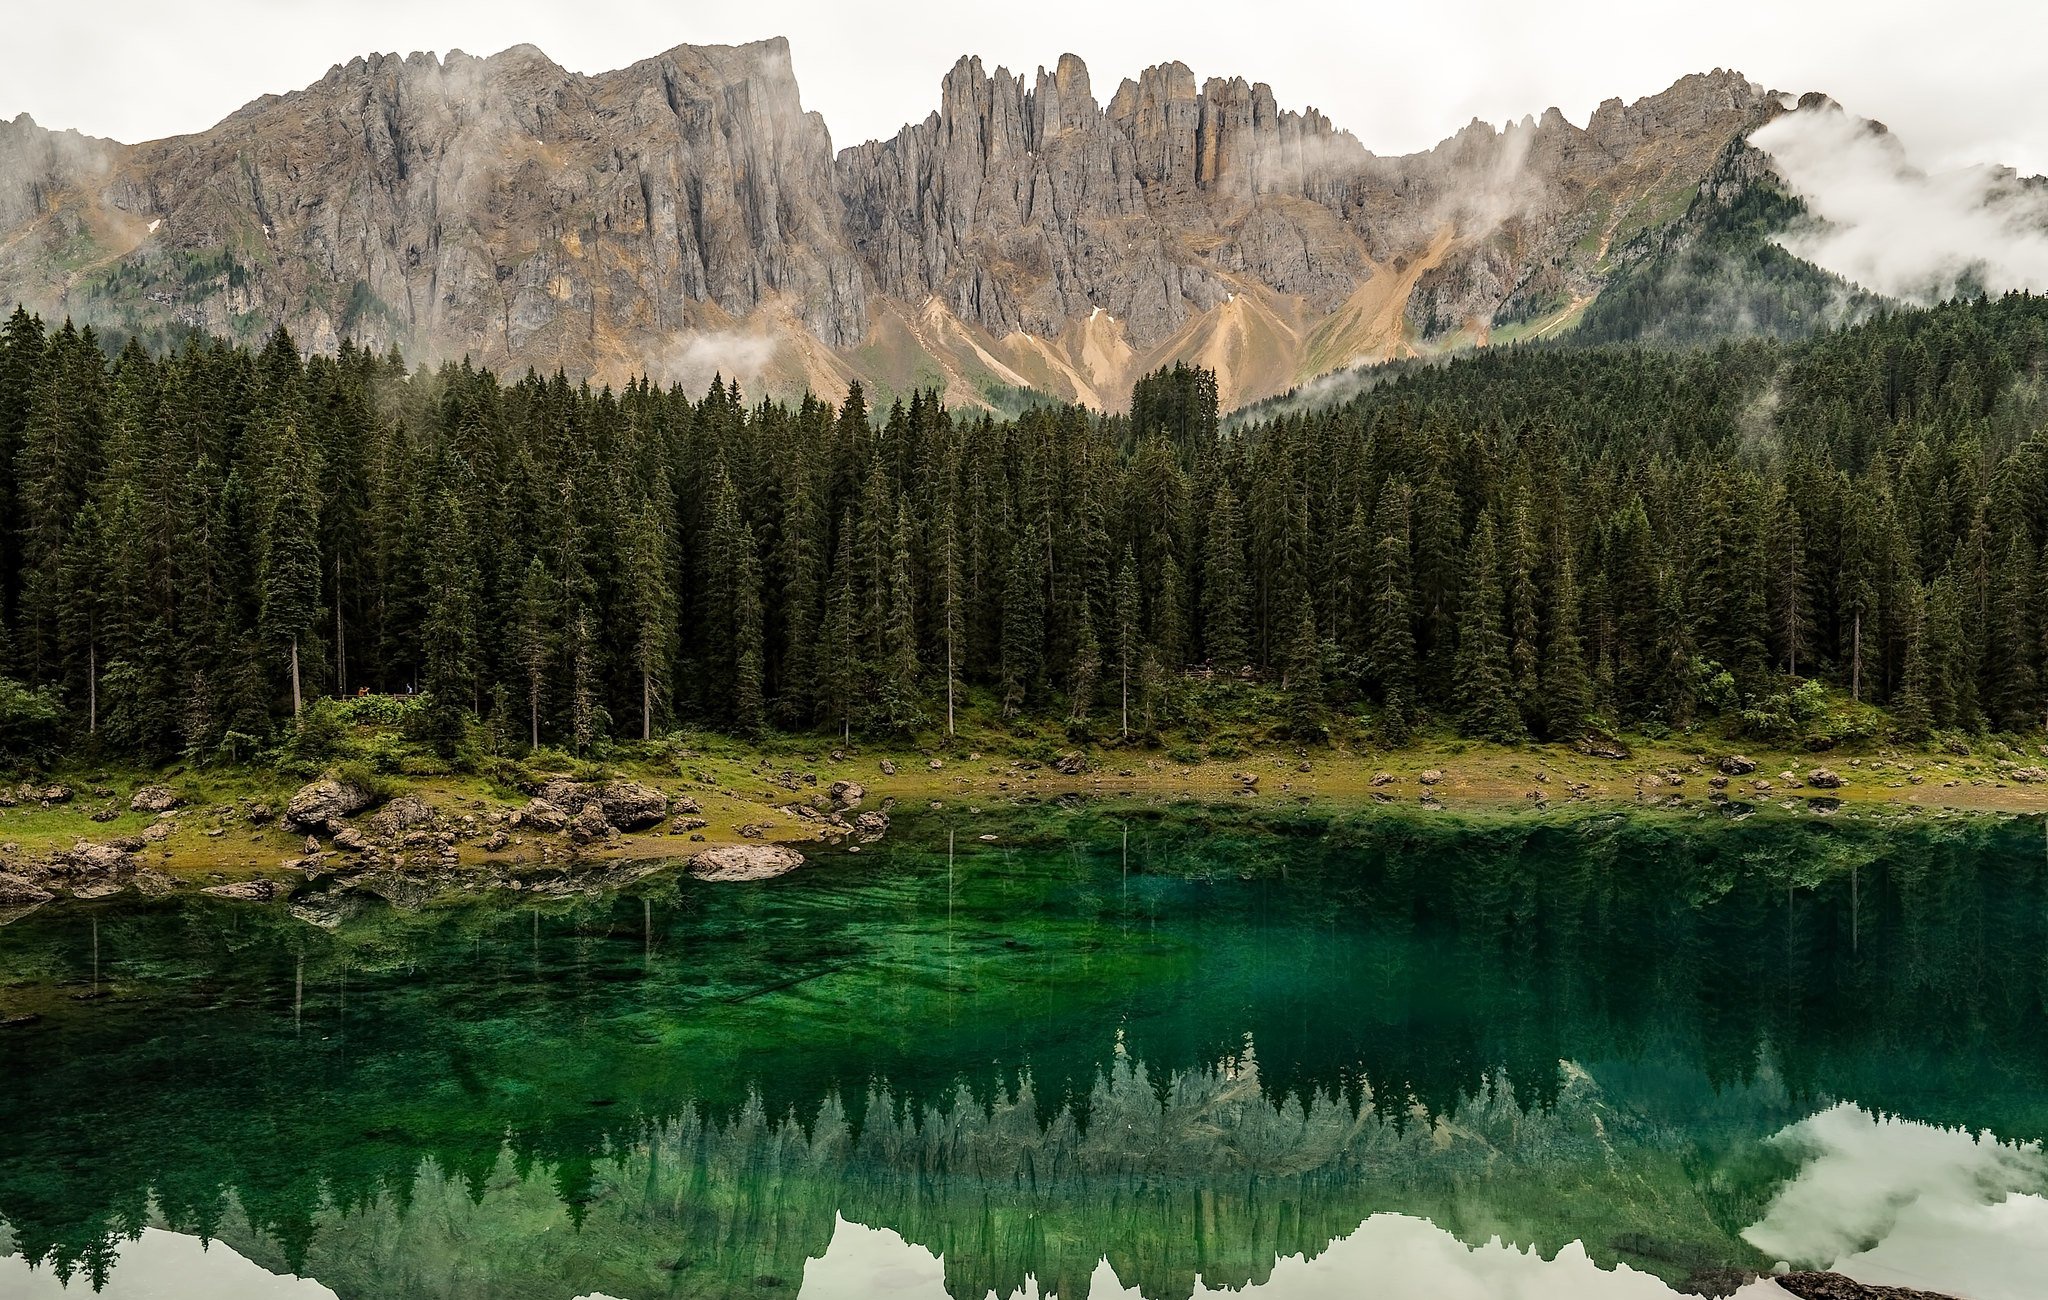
xmin=1895 ymin=579 xmax=1933 ymax=740
xmin=1454 ymin=512 xmax=1522 ymax=742
xmin=817 ymin=532 xmax=859 ymax=742
xmin=999 ymin=534 xmax=1043 ymax=715
xmin=1765 ymin=485 xmax=1815 ymax=678
xmin=1067 ymin=613 xmax=1101 ymax=725
xmin=622 ymin=497 xmax=678 ymax=740
xmin=1543 ymin=551 xmax=1593 ymax=738
xmin=1504 ymin=493 xmax=1542 ymax=722
xmin=1367 ymin=480 xmax=1417 ymax=745
xmin=1201 ymin=481 xmax=1249 ymax=671
xmin=1284 ymin=594 xmax=1324 ymax=739
xmin=568 ymin=605 xmax=600 ymax=755
xmin=1985 ymin=528 xmax=2038 ymax=731
xmin=1114 ymin=548 xmax=1140 ymax=740
xmin=514 ymin=556 xmax=557 ymax=749
xmin=418 ymin=492 xmax=481 ymax=755
xmin=707 ymin=472 xmax=765 ymax=734
xmin=257 ymin=420 xmax=323 ymax=718
xmin=877 ymin=501 xmax=922 ymax=731
xmin=936 ymin=498 xmax=964 ymax=737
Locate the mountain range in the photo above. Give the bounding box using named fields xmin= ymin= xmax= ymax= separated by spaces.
xmin=0 ymin=39 xmax=1824 ymax=410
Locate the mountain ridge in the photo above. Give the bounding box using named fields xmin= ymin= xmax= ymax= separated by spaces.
xmin=0 ymin=40 xmax=1789 ymax=409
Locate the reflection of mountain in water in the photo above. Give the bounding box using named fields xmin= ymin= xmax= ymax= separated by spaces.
xmin=2 ymin=809 xmax=2046 ymax=1298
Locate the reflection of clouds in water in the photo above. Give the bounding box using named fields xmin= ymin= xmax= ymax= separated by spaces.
xmin=0 ymin=1226 xmax=336 ymax=1298
xmin=802 ymin=1212 xmax=1787 ymax=1299
xmin=1744 ymin=1102 xmax=2048 ymax=1300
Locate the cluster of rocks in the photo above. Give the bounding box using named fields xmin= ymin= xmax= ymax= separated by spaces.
xmin=511 ymin=778 xmax=670 ymax=845
xmin=777 ymin=780 xmax=890 ymax=844
xmin=0 ymin=782 xmax=75 ymax=808
xmin=0 ymin=838 xmax=176 ymax=911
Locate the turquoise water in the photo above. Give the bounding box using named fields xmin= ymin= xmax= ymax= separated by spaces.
xmin=2 ymin=807 xmax=2046 ymax=1299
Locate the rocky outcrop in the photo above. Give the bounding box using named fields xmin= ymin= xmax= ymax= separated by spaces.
xmin=367 ymin=795 xmax=437 ymax=839
xmin=129 ymin=785 xmax=181 ymax=813
xmin=285 ymin=778 xmax=377 ymax=832
xmin=687 ymin=843 xmax=805 ymax=881
xmin=597 ymin=781 xmax=668 ymax=829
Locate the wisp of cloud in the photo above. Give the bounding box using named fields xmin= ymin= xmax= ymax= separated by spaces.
xmin=1752 ymin=105 xmax=2048 ymax=302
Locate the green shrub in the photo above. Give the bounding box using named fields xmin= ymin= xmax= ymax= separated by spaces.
xmin=332 ymin=759 xmax=395 ymax=806
xmin=0 ymin=676 xmax=63 ymax=766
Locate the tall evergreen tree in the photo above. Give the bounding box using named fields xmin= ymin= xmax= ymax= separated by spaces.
xmin=1454 ymin=512 xmax=1522 ymax=742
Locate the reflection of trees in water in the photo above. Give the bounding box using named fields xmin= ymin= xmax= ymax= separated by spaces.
xmin=2 ymin=809 xmax=2046 ymax=1295
xmin=197 ymin=1052 xmax=1798 ymax=1300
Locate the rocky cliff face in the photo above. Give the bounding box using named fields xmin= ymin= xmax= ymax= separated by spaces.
xmin=0 ymin=43 xmax=1778 ymax=409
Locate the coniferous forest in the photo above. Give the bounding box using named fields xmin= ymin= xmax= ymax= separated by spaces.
xmin=2 ymin=292 xmax=2047 ymax=768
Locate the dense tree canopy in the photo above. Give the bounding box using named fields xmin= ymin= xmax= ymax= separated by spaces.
xmin=2 ymin=291 xmax=2047 ymax=763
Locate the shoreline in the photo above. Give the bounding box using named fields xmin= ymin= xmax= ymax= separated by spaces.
xmin=3 ymin=739 xmax=2046 ymax=916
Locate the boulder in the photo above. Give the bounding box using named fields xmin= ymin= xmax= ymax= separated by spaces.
xmin=285 ymin=778 xmax=375 ymax=832
xmin=520 ymin=799 xmax=569 ymax=832
xmin=58 ymin=841 xmax=133 ymax=874
xmin=2009 ymin=766 xmax=2048 ymax=784
xmin=331 ymin=826 xmax=367 ymax=852
xmin=671 ymin=795 xmax=703 ymax=816
xmin=1719 ymin=754 xmax=1759 ymax=775
xmin=1053 ymin=752 xmax=1088 ymax=775
xmin=1576 ymin=731 xmax=1631 ymax=760
xmin=536 ymin=777 xmax=592 ymax=815
xmin=1418 ymin=770 xmax=1443 ymax=786
xmin=369 ymin=795 xmax=437 ymax=839
xmin=853 ymin=810 xmax=890 ymax=843
xmin=569 ymin=803 xmax=614 ymax=845
xmin=878 ymin=759 xmax=897 ymax=776
xmin=37 ymin=784 xmax=73 ymax=805
xmin=829 ymin=780 xmax=865 ymax=810
xmin=599 ymin=781 xmax=668 ymax=829
xmin=1807 ymin=768 xmax=1845 ymax=790
xmin=141 ymin=822 xmax=172 ymax=844
xmin=687 ymin=844 xmax=806 ymax=882
xmin=129 ymin=785 xmax=181 ymax=813
xmin=1371 ymin=772 xmax=1396 ymax=786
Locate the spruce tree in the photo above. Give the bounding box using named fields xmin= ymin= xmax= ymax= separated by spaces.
xmin=257 ymin=420 xmax=324 ymax=718
xmin=623 ymin=498 xmax=678 ymax=740
xmin=817 ymin=532 xmax=859 ymax=743
xmin=877 ymin=501 xmax=922 ymax=731
xmin=1285 ymin=594 xmax=1324 ymax=739
xmin=1201 ymin=481 xmax=1250 ymax=671
xmin=1542 ymin=551 xmax=1593 ymax=738
xmin=1454 ymin=512 xmax=1522 ymax=742
xmin=419 ymin=492 xmax=481 ymax=755
xmin=1367 ymin=480 xmax=1417 ymax=745
xmin=514 ymin=556 xmax=557 ymax=749
xmin=999 ymin=533 xmax=1043 ymax=715
xmin=1114 ymin=548 xmax=1140 ymax=740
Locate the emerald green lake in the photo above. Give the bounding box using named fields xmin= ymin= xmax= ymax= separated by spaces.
xmin=3 ymin=807 xmax=2047 ymax=1299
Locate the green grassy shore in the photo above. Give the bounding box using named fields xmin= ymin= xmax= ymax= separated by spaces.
xmin=4 ymin=713 xmax=2046 ymax=898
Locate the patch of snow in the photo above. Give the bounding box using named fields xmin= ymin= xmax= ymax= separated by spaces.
xmin=146 ymin=218 xmax=161 ymax=234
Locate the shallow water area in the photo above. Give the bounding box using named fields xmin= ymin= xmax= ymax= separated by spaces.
xmin=3 ymin=806 xmax=2046 ymax=1299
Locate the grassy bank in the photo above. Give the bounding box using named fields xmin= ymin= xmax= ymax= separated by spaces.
xmin=4 ymin=719 xmax=2047 ymax=894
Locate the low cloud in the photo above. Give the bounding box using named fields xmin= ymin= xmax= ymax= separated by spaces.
xmin=656 ymin=328 xmax=780 ymax=394
xmin=1752 ymin=105 xmax=2048 ymax=302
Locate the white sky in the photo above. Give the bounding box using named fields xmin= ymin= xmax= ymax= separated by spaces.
xmin=4 ymin=0 xmax=2046 ymax=174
